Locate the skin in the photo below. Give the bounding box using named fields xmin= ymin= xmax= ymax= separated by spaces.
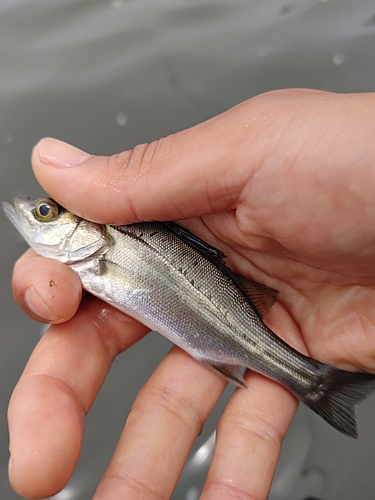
xmin=8 ymin=88 xmax=375 ymax=499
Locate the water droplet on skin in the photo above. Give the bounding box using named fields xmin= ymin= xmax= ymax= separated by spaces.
xmin=332 ymin=53 xmax=345 ymax=65
xmin=115 ymin=112 xmax=128 ymax=126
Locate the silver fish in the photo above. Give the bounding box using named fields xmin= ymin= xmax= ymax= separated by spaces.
xmin=4 ymin=197 xmax=375 ymax=438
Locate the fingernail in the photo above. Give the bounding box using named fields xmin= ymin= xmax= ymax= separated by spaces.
xmin=36 ymin=137 xmax=91 ymax=168
xmin=24 ymin=286 xmax=58 ymax=322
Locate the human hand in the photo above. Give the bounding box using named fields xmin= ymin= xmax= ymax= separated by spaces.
xmin=9 ymin=89 xmax=375 ymax=499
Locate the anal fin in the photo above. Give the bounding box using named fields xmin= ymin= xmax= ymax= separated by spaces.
xmin=203 ymin=362 xmax=247 ymax=388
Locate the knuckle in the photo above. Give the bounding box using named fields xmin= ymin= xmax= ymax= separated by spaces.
xmin=99 ymin=472 xmax=168 ymax=500
xmin=128 ymin=382 xmax=205 ymax=437
xmin=107 ymin=136 xmax=174 ymax=187
xmin=218 ymin=408 xmax=281 ymax=449
xmin=98 ymin=135 xmax=177 ymax=221
xmin=205 ymin=479 xmax=262 ymax=500
xmin=157 ymin=385 xmax=204 ymax=434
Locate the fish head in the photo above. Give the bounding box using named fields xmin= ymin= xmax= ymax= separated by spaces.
xmin=3 ymin=197 xmax=109 ymax=263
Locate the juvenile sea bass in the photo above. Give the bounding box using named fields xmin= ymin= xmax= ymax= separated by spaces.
xmin=4 ymin=197 xmax=375 ymax=438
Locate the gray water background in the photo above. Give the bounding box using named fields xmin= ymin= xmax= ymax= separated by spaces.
xmin=1 ymin=0 xmax=375 ymax=498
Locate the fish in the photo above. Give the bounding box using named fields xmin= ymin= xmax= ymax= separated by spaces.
xmin=3 ymin=196 xmax=375 ymax=438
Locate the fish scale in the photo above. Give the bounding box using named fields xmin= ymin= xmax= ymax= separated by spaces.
xmin=4 ymin=196 xmax=375 ymax=438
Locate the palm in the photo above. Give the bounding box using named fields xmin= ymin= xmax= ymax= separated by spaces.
xmin=196 ymin=209 xmax=375 ymax=375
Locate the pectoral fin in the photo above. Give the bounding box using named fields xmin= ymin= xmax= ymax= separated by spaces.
xmin=203 ymin=361 xmax=247 ymax=388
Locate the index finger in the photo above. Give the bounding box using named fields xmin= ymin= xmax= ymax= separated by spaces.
xmin=13 ymin=248 xmax=82 ymax=323
xmin=8 ymin=294 xmax=150 ymax=498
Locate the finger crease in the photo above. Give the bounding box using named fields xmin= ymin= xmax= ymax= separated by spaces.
xmin=207 ymin=478 xmax=264 ymax=500
xmin=101 ymin=471 xmax=169 ymax=500
xmin=219 ymin=412 xmax=282 ymax=449
xmin=130 ymin=384 xmax=204 ymax=437
xmin=23 ymin=372 xmax=87 ymax=416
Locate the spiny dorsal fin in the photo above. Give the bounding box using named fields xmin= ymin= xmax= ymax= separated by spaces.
xmin=233 ymin=273 xmax=278 ymax=318
xmin=163 ymin=222 xmax=278 ymax=317
xmin=163 ymin=222 xmax=226 ymax=264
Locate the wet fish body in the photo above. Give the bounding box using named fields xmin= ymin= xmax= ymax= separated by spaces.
xmin=4 ymin=197 xmax=375 ymax=438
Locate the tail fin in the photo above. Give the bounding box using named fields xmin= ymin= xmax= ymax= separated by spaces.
xmin=301 ymin=367 xmax=375 ymax=438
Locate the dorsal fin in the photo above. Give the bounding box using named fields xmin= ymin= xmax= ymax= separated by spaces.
xmin=163 ymin=222 xmax=226 ymax=263
xmin=232 ymin=273 xmax=278 ymax=318
xmin=163 ymin=222 xmax=278 ymax=317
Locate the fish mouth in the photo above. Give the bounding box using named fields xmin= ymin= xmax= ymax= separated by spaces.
xmin=2 ymin=197 xmax=37 ymax=242
xmin=2 ymin=200 xmax=22 ymax=231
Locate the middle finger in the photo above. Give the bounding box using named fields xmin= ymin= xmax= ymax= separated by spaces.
xmin=93 ymin=347 xmax=227 ymax=499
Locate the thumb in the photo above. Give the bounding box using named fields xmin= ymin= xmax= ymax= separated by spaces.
xmin=31 ymin=100 xmax=265 ymax=224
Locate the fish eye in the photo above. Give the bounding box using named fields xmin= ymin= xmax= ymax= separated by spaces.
xmin=34 ymin=199 xmax=59 ymax=222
